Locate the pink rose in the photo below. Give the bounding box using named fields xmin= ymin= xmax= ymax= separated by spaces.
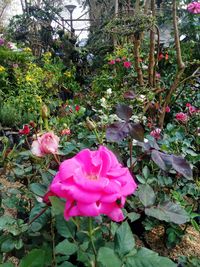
xmin=165 ymin=106 xmax=170 ymax=113
xmin=187 ymin=2 xmax=200 ymax=14
xmin=31 ymin=132 xmax=59 ymax=157
xmin=123 ymin=61 xmax=132 ymax=68
xmin=49 ymin=146 xmax=137 ymax=222
xmin=61 ymin=129 xmax=71 ymax=136
xmin=175 ymin=112 xmax=188 ymax=123
xmin=108 ymin=60 xmax=115 ymax=65
xmin=150 ymin=128 xmax=161 ymax=140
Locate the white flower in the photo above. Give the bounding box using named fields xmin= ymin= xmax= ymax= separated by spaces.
xmin=106 ymin=88 xmax=112 ymax=95
xmin=137 ymin=94 xmax=146 ymax=103
xmin=100 ymin=97 xmax=107 ymax=108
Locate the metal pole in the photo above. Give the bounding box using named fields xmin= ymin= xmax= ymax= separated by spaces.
xmin=70 ymin=11 xmax=73 ymax=36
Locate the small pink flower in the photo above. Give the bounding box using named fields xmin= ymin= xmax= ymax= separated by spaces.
xmin=31 ymin=132 xmax=59 ymax=157
xmin=61 ymin=129 xmax=71 ymax=135
xmin=49 ymin=146 xmax=137 ymax=222
xmin=12 ymin=63 xmax=18 ymax=68
xmin=156 ymin=73 xmax=161 ymax=79
xmin=122 ymin=56 xmax=127 ymax=61
xmin=187 ymin=2 xmax=200 ymax=14
xmin=165 ymin=106 xmax=171 ymax=113
xmin=19 ymin=125 xmax=30 ymax=135
xmin=0 ymin=38 xmax=5 ymax=46
xmin=188 ymin=105 xmax=198 ymax=114
xmin=186 ymin=103 xmax=191 ymax=107
xmin=175 ymin=112 xmax=188 ymax=123
xmin=123 ymin=61 xmax=132 ymax=68
xmin=108 ymin=60 xmax=115 ymax=65
xmin=115 ymin=58 xmax=121 ymax=62
xmin=150 ymin=128 xmax=161 ymax=140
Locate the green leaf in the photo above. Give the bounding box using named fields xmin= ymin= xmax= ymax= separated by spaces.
xmin=142 ymin=166 xmax=150 ymax=179
xmin=30 ymin=183 xmax=47 ymax=196
xmin=0 ymin=263 xmax=15 ymax=267
xmin=19 ymin=249 xmax=46 ymax=267
xmin=138 ymin=184 xmax=156 ymax=207
xmin=97 ymin=247 xmax=122 ymax=267
xmin=58 ymin=262 xmax=76 ymax=267
xmin=1 ymin=238 xmax=15 ymax=252
xmin=29 ymin=203 xmax=49 ymax=232
xmin=127 ymin=212 xmax=141 ymax=222
xmin=55 ymin=239 xmax=78 ymax=256
xmin=125 ymin=247 xmax=176 ymax=267
xmin=55 ymin=215 xmax=76 ymax=238
xmin=114 ymin=221 xmax=135 ymax=256
xmin=49 ymin=196 xmax=65 ymax=216
xmin=145 ymin=201 xmax=189 ymax=224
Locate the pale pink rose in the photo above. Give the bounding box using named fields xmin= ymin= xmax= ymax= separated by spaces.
xmin=175 ymin=112 xmax=188 ymax=123
xmin=165 ymin=106 xmax=170 ymax=113
xmin=188 ymin=105 xmax=198 ymax=115
xmin=31 ymin=132 xmax=59 ymax=157
xmin=115 ymin=58 xmax=121 ymax=62
xmin=49 ymin=146 xmax=137 ymax=222
xmin=150 ymin=128 xmax=161 ymax=140
xmin=187 ymin=2 xmax=200 ymax=14
xmin=123 ymin=61 xmax=132 ymax=68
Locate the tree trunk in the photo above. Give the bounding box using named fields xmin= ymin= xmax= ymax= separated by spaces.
xmin=133 ymin=34 xmax=144 ymax=86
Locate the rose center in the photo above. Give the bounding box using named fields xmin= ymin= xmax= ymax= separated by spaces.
xmin=87 ymin=174 xmax=98 ymax=180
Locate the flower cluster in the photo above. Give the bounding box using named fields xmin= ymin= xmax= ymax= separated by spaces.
xmin=158 ymin=52 xmax=169 ymax=61
xmin=187 ymin=2 xmax=200 ymax=14
xmin=186 ymin=103 xmax=199 ymax=115
xmin=108 ymin=57 xmax=132 ymax=69
xmin=46 ymin=146 xmax=137 ymax=222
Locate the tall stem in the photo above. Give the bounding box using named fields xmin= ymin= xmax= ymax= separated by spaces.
xmin=133 ymin=34 xmax=144 ymax=86
xmin=88 ymin=217 xmax=97 ymax=266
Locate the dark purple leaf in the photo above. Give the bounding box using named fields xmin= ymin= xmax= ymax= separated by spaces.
xmin=106 ymin=122 xmax=130 ymax=142
xmin=123 ymin=90 xmax=136 ymax=99
xmin=172 ymin=155 xmax=193 ymax=180
xmin=129 ymin=123 xmax=144 ymax=141
xmin=145 ymin=201 xmax=189 ymax=224
xmin=151 ymin=150 xmax=168 ymax=171
xmin=116 ymin=104 xmax=132 ymax=121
